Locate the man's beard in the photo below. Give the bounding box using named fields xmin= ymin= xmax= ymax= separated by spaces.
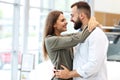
xmin=74 ymin=18 xmax=82 ymax=30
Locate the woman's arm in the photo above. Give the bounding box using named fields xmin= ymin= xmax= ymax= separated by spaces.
xmin=45 ymin=26 xmax=90 ymax=50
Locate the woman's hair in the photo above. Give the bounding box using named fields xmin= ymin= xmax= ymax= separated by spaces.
xmin=43 ymin=10 xmax=63 ymax=60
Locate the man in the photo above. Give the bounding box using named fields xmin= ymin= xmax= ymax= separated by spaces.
xmin=55 ymin=1 xmax=109 ymax=80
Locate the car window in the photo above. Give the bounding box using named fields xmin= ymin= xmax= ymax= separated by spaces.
xmin=104 ymin=26 xmax=120 ymax=61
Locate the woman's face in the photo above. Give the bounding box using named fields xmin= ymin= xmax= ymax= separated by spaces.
xmin=54 ymin=14 xmax=68 ymax=33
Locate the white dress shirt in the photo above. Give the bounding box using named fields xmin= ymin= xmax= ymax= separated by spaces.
xmin=73 ymin=27 xmax=109 ymax=80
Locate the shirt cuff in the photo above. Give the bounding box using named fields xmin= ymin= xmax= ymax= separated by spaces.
xmin=76 ymin=67 xmax=85 ymax=78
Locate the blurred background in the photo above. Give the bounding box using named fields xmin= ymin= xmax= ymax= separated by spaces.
xmin=0 ymin=0 xmax=120 ymax=80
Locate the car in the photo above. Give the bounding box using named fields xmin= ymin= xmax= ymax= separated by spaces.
xmin=0 ymin=38 xmax=22 ymax=69
xmin=102 ymin=26 xmax=120 ymax=80
xmin=0 ymin=37 xmax=40 ymax=69
xmin=0 ymin=50 xmax=21 ymax=69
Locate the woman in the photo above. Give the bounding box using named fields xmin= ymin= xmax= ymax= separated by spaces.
xmin=43 ymin=10 xmax=98 ymax=80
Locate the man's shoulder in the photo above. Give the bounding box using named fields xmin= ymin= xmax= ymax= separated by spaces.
xmin=89 ymin=27 xmax=107 ymax=39
xmin=92 ymin=27 xmax=104 ymax=34
xmin=94 ymin=27 xmax=102 ymax=31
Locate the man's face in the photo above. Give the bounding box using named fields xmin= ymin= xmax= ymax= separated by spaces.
xmin=71 ymin=6 xmax=82 ymax=30
xmin=73 ymin=16 xmax=82 ymax=30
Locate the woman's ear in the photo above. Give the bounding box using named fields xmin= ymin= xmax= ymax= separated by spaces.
xmin=53 ymin=24 xmax=56 ymax=28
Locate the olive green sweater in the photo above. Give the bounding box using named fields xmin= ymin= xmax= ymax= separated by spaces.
xmin=45 ymin=27 xmax=90 ymax=80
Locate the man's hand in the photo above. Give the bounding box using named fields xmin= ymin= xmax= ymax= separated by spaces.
xmin=55 ymin=65 xmax=71 ymax=79
xmin=88 ymin=16 xmax=102 ymax=32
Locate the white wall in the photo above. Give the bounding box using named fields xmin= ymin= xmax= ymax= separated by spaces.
xmin=95 ymin=0 xmax=120 ymax=14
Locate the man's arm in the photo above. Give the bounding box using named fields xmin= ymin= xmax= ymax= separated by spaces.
xmin=55 ymin=65 xmax=81 ymax=79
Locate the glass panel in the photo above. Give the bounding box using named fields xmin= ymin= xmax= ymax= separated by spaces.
xmin=30 ymin=0 xmax=40 ymax=7
xmin=42 ymin=0 xmax=50 ymax=9
xmin=0 ymin=3 xmax=13 ymax=80
xmin=20 ymin=0 xmax=24 ymax=5
xmin=19 ymin=6 xmax=24 ymax=48
xmin=54 ymin=0 xmax=67 ymax=11
xmin=28 ymin=8 xmax=44 ymax=65
xmin=54 ymin=0 xmax=80 ymax=11
xmin=0 ymin=0 xmax=14 ymax=3
xmin=0 ymin=3 xmax=13 ymax=69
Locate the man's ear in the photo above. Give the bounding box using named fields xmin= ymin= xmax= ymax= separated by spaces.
xmin=79 ymin=13 xmax=84 ymax=20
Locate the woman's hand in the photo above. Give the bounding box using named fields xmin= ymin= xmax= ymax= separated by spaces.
xmin=88 ymin=16 xmax=102 ymax=32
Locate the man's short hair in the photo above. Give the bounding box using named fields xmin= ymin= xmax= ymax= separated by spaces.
xmin=71 ymin=1 xmax=91 ymax=19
